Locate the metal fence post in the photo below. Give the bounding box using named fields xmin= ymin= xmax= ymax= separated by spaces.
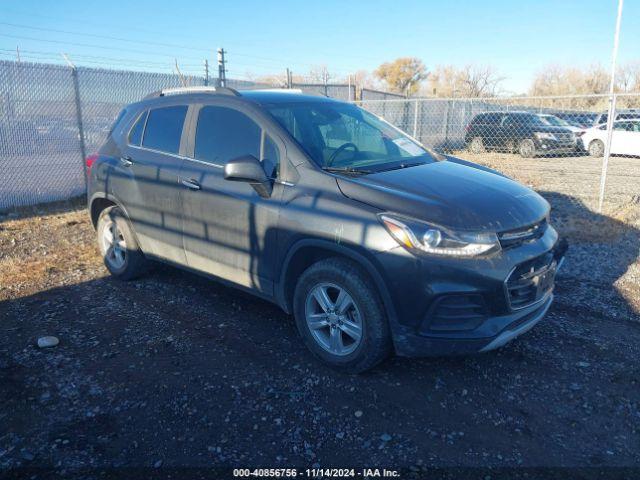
xmin=443 ymin=100 xmax=452 ymax=149
xmin=598 ymin=93 xmax=618 ymax=212
xmin=413 ymin=99 xmax=419 ymax=138
xmin=70 ymin=66 xmax=88 ymax=189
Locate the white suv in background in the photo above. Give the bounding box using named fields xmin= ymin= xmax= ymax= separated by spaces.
xmin=582 ymin=118 xmax=640 ymax=157
xmin=592 ymin=109 xmax=640 ymax=127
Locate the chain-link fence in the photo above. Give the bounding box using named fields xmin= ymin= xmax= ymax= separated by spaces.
xmin=0 ymin=60 xmax=362 ymax=210
xmin=358 ymin=94 xmax=640 ymax=212
xmin=2 ymin=59 xmax=639 ymax=213
xmin=360 ymin=88 xmax=405 ymax=101
xmin=291 ymin=83 xmax=355 ymax=101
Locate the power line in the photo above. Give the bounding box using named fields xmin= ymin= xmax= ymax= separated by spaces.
xmin=0 ymin=33 xmax=207 ymax=62
xmin=0 ymin=21 xmax=212 ymax=54
xmin=0 ymin=19 xmax=361 ymax=74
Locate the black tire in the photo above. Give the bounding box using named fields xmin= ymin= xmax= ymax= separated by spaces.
xmin=293 ymin=258 xmax=392 ymax=373
xmin=468 ymin=136 xmax=486 ymax=154
xmin=504 ymin=139 xmax=516 ymax=154
xmin=519 ymin=138 xmax=536 ymax=158
xmin=588 ymin=139 xmax=605 ymax=157
xmin=96 ymin=206 xmax=149 ymax=280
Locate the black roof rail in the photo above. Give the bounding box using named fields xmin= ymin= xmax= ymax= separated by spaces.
xmin=143 ymin=86 xmax=240 ymax=100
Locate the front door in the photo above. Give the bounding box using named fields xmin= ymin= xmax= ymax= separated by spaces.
xmin=179 ymin=101 xmax=285 ymax=294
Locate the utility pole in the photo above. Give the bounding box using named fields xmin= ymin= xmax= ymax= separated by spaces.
xmin=204 ymin=59 xmax=209 ymax=86
xmin=598 ymin=0 xmax=624 ymax=213
xmin=217 ymin=48 xmax=226 ymax=87
xmin=286 ymin=68 xmax=292 ymax=88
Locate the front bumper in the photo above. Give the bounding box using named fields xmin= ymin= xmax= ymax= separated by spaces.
xmin=375 ymin=226 xmax=568 ymax=357
xmin=394 ymin=294 xmax=553 ymax=356
xmin=534 ymin=137 xmax=577 ymax=154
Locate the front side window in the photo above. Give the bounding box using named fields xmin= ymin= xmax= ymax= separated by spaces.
xmin=195 ymin=106 xmax=260 ymax=164
xmin=194 ymin=106 xmax=279 ymax=175
xmin=142 ymin=105 xmax=187 ymax=154
xmin=267 ymin=102 xmax=434 ymax=172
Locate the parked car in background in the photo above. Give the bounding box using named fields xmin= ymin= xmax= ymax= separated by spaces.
xmin=538 ymin=114 xmax=586 ymax=150
xmin=554 ymin=112 xmax=598 ymax=129
xmin=592 ymin=109 xmax=640 ymax=127
xmin=465 ymin=112 xmax=576 ymax=158
xmin=86 ymin=87 xmax=566 ymax=372
xmin=581 ymin=118 xmax=640 ymax=157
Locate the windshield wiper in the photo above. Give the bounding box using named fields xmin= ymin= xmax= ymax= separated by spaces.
xmin=375 ymin=161 xmax=426 ymax=172
xmin=322 ymin=166 xmax=372 ymax=175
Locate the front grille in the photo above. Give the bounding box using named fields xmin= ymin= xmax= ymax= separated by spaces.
xmin=498 ymin=218 xmax=547 ymax=249
xmin=505 ymin=253 xmax=556 ymax=310
xmin=426 ymin=294 xmax=488 ymax=332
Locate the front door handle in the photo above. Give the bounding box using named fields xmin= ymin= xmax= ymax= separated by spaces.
xmin=180 ymin=178 xmax=201 ymax=190
xmin=120 ymin=156 xmax=133 ymax=167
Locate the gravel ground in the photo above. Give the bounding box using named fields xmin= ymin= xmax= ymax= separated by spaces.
xmin=1 ymin=153 xmax=639 ymax=479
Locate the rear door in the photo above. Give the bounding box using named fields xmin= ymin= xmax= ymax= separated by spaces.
xmin=483 ymin=113 xmax=503 ymax=148
xmin=179 ymin=99 xmax=286 ymax=294
xmin=119 ymin=103 xmax=189 ymax=264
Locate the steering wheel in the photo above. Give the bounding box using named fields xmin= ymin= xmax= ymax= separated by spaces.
xmin=326 ymin=142 xmax=359 ymax=167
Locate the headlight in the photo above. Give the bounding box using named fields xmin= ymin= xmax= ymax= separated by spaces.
xmin=534 ymin=132 xmax=556 ymax=140
xmin=379 ymin=214 xmax=500 ymax=257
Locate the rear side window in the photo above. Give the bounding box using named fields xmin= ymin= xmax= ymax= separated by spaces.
xmin=475 ymin=113 xmax=501 ymax=125
xmin=128 ymin=111 xmax=147 ymax=146
xmin=195 ymin=106 xmax=260 ymax=164
xmin=109 ymin=108 xmax=128 ymax=135
xmin=142 ymin=106 xmax=188 ymax=154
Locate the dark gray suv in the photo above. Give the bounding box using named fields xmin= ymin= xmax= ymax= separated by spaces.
xmin=87 ymin=87 xmax=566 ymax=372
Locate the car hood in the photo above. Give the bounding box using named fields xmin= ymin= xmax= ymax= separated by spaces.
xmin=336 ymin=160 xmax=549 ymax=232
xmin=533 ymin=125 xmax=573 ymax=134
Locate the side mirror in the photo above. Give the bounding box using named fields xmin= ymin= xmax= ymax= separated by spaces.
xmin=224 ymin=155 xmax=272 ymax=197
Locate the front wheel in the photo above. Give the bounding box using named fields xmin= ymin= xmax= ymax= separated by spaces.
xmin=588 ymin=139 xmax=605 ymax=157
xmin=468 ymin=137 xmax=486 ymax=154
xmin=293 ymin=258 xmax=392 ymax=373
xmin=519 ymin=138 xmax=536 ymax=158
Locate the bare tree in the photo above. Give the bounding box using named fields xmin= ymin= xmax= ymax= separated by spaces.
xmin=305 ymin=65 xmax=333 ymax=84
xmin=427 ymin=64 xmax=504 ymax=97
xmin=617 ymin=61 xmax=640 ymax=93
xmin=529 ymin=64 xmax=610 ymax=109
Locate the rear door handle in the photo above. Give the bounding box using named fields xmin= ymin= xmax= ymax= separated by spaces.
xmin=180 ymin=178 xmax=201 ymax=190
xmin=120 ymin=156 xmax=133 ymax=167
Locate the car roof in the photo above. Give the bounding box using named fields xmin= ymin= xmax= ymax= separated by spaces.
xmin=133 ymin=87 xmax=341 ymax=110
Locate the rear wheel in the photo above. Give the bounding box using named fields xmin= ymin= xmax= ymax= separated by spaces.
xmin=588 ymin=139 xmax=605 ymax=157
xmin=96 ymin=206 xmax=149 ymax=280
xmin=519 ymin=138 xmax=536 ymax=158
xmin=468 ymin=137 xmax=486 ymax=154
xmin=293 ymin=258 xmax=392 ymax=373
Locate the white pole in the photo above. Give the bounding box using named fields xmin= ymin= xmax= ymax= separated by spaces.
xmin=598 ymin=0 xmax=624 ymax=213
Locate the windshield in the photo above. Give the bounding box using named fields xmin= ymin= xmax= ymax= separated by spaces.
xmin=266 ymin=102 xmax=436 ymax=172
xmin=539 ymin=115 xmax=570 ymax=127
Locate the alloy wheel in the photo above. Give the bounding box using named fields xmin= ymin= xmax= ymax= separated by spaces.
xmin=304 ymin=283 xmax=363 ymax=356
xmin=101 ymin=219 xmax=127 ymax=270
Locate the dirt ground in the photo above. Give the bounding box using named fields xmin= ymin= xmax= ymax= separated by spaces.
xmin=1 ymin=154 xmax=639 ymax=478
